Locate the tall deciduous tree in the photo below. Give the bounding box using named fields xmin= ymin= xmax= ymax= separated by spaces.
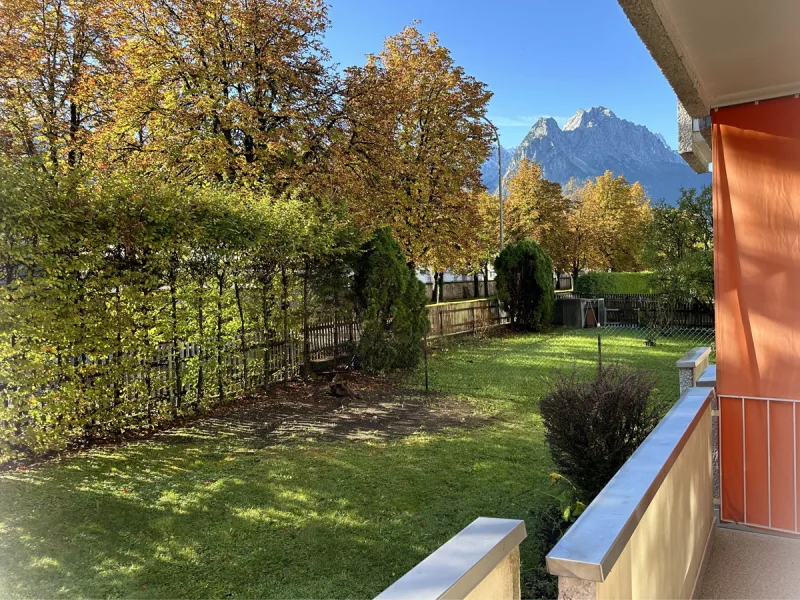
xmin=467 ymin=190 xmax=501 ymax=296
xmin=0 ymin=0 xmax=115 ymax=171
xmin=504 ymin=158 xmax=569 ymax=271
xmin=342 ymin=25 xmax=493 ymax=269
xmin=102 ymin=0 xmax=338 ymax=187
xmin=562 ymin=172 xmax=651 ymax=279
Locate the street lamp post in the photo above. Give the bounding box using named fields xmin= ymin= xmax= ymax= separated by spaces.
xmin=480 ymin=116 xmax=504 ymax=250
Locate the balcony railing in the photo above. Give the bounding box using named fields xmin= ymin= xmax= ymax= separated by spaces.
xmin=375 ymin=517 xmax=527 ymax=600
xmin=546 ymin=348 xmax=715 ymax=599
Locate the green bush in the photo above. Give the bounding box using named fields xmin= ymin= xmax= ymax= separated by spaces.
xmin=540 ymin=366 xmax=662 ymax=500
xmin=494 ymin=239 xmax=554 ymax=330
xmin=353 ymin=228 xmax=429 ymax=371
xmin=0 ymin=161 xmax=357 ymax=462
xmin=574 ymin=271 xmax=655 ymax=295
xmin=522 ymin=500 xmax=567 ymax=600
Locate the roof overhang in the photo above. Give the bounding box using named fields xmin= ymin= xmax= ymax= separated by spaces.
xmin=619 ymin=0 xmax=800 ymax=172
xmin=618 ymin=0 xmax=800 ymax=118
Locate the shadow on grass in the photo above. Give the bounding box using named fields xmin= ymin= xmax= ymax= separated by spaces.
xmin=0 ymin=413 xmax=553 ymax=599
xmin=1 ymin=328 xmax=704 ymax=599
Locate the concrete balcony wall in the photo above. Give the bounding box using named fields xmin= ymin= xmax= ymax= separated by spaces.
xmin=594 ymin=403 xmax=713 ymax=599
xmin=375 ymin=517 xmax=526 ymax=600
xmin=548 ymin=363 xmax=715 ymax=599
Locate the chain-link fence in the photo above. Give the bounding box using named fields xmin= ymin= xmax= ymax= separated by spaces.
xmin=417 ymin=318 xmax=715 ymax=405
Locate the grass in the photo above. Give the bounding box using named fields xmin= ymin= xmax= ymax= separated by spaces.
xmin=0 ymin=328 xmax=709 ymax=599
xmin=419 ymin=327 xmax=703 ymax=410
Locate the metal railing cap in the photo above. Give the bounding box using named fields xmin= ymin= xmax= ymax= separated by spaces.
xmin=546 ymin=385 xmax=713 ymax=582
xmin=676 ymin=346 xmax=712 ymax=368
xmin=375 ymin=517 xmax=526 ymax=600
xmin=697 ymin=364 xmax=717 ymax=387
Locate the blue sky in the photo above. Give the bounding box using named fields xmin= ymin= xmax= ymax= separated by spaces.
xmin=325 ymin=0 xmax=680 ymax=150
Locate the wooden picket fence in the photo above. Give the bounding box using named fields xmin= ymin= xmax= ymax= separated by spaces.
xmin=427 ymin=298 xmax=509 ymax=338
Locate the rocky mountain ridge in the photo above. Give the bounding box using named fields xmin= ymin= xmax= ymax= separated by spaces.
xmin=484 ymin=106 xmax=711 ymax=203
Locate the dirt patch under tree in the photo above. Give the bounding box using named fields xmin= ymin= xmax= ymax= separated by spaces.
xmin=163 ymin=373 xmax=489 ymax=448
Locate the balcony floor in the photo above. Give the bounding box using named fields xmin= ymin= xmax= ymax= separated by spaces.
xmin=699 ymin=527 xmax=800 ymax=599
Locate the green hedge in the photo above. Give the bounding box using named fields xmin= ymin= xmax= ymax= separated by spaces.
xmin=574 ymin=272 xmax=656 ymax=296
xmin=0 ymin=161 xmax=358 ymax=463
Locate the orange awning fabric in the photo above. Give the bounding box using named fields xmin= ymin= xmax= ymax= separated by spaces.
xmin=714 ymin=95 xmax=800 ymax=528
xmin=714 ymin=96 xmax=800 ymax=400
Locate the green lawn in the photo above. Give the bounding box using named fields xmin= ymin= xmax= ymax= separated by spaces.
xmin=0 ymin=328 xmax=709 ymax=599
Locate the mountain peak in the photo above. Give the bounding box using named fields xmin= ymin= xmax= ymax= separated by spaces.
xmin=563 ymin=106 xmax=617 ymax=131
xmin=529 ymin=116 xmax=561 ymax=138
xmin=482 ymin=105 xmax=710 ymax=203
xmin=588 ymin=106 xmax=616 ymax=118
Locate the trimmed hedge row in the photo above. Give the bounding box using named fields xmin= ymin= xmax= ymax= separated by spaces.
xmin=574 ymin=272 xmax=656 ymax=296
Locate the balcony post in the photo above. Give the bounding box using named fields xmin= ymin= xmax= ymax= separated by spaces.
xmin=676 ymin=346 xmax=712 ymax=395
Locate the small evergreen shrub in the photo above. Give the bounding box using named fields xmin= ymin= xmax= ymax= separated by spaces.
xmin=574 ymin=271 xmax=656 ymax=296
xmin=494 ymin=239 xmax=554 ymax=330
xmin=540 ymin=366 xmax=662 ymax=500
xmin=353 ymin=228 xmax=429 ymax=371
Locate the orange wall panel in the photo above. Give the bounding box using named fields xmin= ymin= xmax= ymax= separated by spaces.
xmin=744 ymin=398 xmax=769 ymax=526
xmin=769 ymin=401 xmax=795 ymax=531
xmin=714 ymin=96 xmax=800 ymax=529
xmin=713 ymin=96 xmax=800 ymax=400
xmin=720 ymin=396 xmax=744 ymax=523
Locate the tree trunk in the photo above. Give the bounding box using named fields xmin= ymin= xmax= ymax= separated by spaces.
xmin=234 ymin=280 xmax=248 ymax=392
xmin=261 ymin=279 xmax=270 ymax=384
xmin=281 ymin=266 xmax=289 ymax=387
xmin=216 ymin=269 xmax=225 ymax=403
xmin=302 ymin=260 xmax=310 ymax=376
xmin=473 ymin=273 xmax=479 ymax=298
xmin=484 ymin=264 xmax=490 ymax=297
xmin=196 ymin=277 xmax=205 ymax=409
xmin=437 ymin=272 xmax=445 ymax=303
xmin=430 ymin=272 xmax=439 ymax=303
xmin=169 ymin=257 xmax=182 ymax=414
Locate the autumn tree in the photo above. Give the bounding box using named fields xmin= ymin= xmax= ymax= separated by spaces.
xmin=467 ymin=190 xmax=501 ymax=296
xmin=590 ymin=171 xmax=650 ymax=271
xmin=562 ymin=172 xmax=651 ymax=279
xmin=0 ymin=0 xmax=115 ymax=171
xmin=562 ymin=178 xmax=596 ymax=280
xmin=101 ymin=0 xmax=338 ymax=188
xmin=504 ymin=158 xmax=569 ymax=271
xmin=342 ymin=25 xmax=493 ymax=273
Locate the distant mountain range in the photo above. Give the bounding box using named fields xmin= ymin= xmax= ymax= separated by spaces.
xmin=482 ymin=106 xmax=711 ymax=204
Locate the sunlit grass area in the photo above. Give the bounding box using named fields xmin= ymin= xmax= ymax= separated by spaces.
xmin=0 ymin=328 xmax=709 ymax=599
xmin=419 ymin=328 xmax=708 ymax=411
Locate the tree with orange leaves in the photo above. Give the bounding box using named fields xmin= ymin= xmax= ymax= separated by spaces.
xmin=100 ymin=0 xmax=338 ymax=188
xmin=0 ymin=0 xmax=115 ymax=172
xmin=504 ymin=158 xmax=569 ymax=270
xmin=342 ymin=25 xmax=493 ymax=271
xmin=562 ymin=171 xmax=651 ymax=279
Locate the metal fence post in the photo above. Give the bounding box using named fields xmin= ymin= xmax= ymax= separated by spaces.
xmin=333 ymin=314 xmax=339 ymax=366
xmin=423 ymin=332 xmax=429 ymax=393
xmin=168 ymin=346 xmax=176 ymax=410
xmin=597 ymin=334 xmax=602 ymax=374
